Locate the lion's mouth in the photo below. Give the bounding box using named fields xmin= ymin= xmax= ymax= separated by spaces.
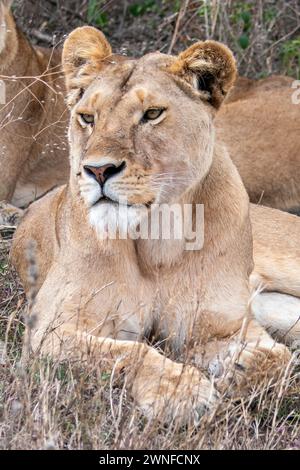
xmin=92 ymin=195 xmax=154 ymax=209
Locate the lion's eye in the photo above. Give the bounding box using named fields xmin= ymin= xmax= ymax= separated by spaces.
xmin=79 ymin=114 xmax=94 ymax=125
xmin=143 ymin=108 xmax=164 ymax=121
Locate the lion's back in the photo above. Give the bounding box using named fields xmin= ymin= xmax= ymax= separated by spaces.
xmin=217 ymin=75 xmax=300 ymax=210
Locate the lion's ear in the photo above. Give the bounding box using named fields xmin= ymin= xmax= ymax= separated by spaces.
xmin=62 ymin=26 xmax=112 ymax=105
xmin=170 ymin=41 xmax=237 ymax=108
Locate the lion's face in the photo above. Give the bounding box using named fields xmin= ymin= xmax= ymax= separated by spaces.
xmin=70 ymin=56 xmax=215 ymax=207
xmin=63 ymin=27 xmax=236 ymax=235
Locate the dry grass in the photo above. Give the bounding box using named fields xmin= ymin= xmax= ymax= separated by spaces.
xmin=1 ymin=229 xmax=300 ymax=450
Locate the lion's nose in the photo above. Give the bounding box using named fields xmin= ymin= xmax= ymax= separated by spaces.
xmin=83 ymin=161 xmax=126 ymax=186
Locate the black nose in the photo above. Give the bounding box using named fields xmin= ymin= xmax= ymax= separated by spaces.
xmin=83 ymin=161 xmax=126 ymax=186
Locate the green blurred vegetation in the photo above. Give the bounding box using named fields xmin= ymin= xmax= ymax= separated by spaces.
xmin=281 ymin=38 xmax=300 ymax=78
xmin=87 ymin=0 xmax=108 ymax=28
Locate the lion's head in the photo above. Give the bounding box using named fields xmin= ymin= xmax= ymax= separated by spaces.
xmin=62 ymin=27 xmax=236 ymax=236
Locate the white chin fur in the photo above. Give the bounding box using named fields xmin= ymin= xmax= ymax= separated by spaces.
xmin=89 ymin=201 xmax=145 ymax=240
xmin=80 ymin=176 xmax=147 ymax=239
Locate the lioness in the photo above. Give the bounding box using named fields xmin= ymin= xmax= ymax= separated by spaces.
xmin=0 ymin=0 xmax=69 ymax=207
xmin=11 ymin=27 xmax=300 ymax=424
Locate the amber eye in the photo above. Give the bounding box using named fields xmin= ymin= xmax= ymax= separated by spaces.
xmin=143 ymin=108 xmax=164 ymax=121
xmin=79 ymin=113 xmax=94 ymax=125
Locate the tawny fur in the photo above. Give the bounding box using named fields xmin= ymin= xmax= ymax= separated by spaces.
xmin=11 ymin=27 xmax=298 ymax=425
xmin=0 ymin=2 xmax=69 ymax=207
xmin=217 ymin=76 xmax=300 ymax=211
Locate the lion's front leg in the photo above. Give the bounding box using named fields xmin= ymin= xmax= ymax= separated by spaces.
xmin=208 ymin=320 xmax=291 ymax=396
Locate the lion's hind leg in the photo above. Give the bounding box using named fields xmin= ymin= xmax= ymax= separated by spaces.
xmin=203 ymin=320 xmax=292 ymax=396
xmin=252 ymin=292 xmax=300 ymax=346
